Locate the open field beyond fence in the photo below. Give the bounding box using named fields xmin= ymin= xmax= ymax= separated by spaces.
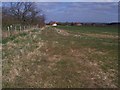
xmin=2 ymin=25 xmax=118 ymax=88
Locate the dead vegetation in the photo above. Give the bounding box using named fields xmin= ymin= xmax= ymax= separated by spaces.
xmin=54 ymin=28 xmax=70 ymax=36
xmin=2 ymin=26 xmax=118 ymax=88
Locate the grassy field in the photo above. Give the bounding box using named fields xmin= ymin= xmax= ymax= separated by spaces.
xmin=2 ymin=25 xmax=118 ymax=88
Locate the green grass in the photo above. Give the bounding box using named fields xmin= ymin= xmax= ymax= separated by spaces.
xmin=2 ymin=32 xmax=27 ymax=44
xmin=2 ymin=25 xmax=118 ymax=88
xmin=57 ymin=25 xmax=118 ymax=34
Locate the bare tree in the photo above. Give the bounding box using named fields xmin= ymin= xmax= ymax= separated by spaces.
xmin=2 ymin=2 xmax=45 ymax=28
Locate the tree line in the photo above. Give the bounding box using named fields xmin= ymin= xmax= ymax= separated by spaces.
xmin=2 ymin=2 xmax=45 ymax=28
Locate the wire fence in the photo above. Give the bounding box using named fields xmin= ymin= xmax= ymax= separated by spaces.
xmin=2 ymin=24 xmax=39 ymax=39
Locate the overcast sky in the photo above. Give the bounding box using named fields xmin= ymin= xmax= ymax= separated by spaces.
xmin=1 ymin=1 xmax=119 ymax=23
xmin=1 ymin=0 xmax=120 ymax=2
xmin=36 ymin=2 xmax=118 ymax=23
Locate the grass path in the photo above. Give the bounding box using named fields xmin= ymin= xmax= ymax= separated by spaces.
xmin=2 ymin=26 xmax=118 ymax=88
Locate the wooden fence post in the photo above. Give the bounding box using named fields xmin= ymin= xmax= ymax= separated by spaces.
xmin=15 ymin=26 xmax=16 ymax=31
xmin=24 ymin=26 xmax=25 ymax=30
xmin=20 ymin=26 xmax=21 ymax=32
xmin=7 ymin=26 xmax=10 ymax=37
xmin=10 ymin=25 xmax=12 ymax=36
xmin=10 ymin=25 xmax=12 ymax=30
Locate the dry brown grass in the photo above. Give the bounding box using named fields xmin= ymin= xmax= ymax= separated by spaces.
xmin=2 ymin=26 xmax=118 ymax=88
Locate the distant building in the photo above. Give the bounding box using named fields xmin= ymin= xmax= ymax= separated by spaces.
xmin=52 ymin=23 xmax=57 ymax=26
xmin=49 ymin=21 xmax=57 ymax=26
xmin=75 ymin=23 xmax=82 ymax=26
